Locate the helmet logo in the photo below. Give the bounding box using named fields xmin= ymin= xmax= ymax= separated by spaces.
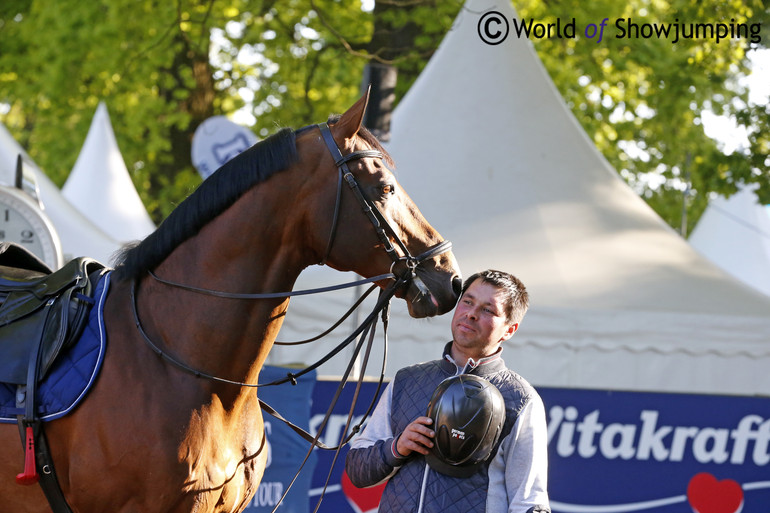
xmin=451 ymin=428 xmax=466 ymax=440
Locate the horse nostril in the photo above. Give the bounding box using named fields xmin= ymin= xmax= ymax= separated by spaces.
xmin=452 ymin=276 xmax=463 ymax=298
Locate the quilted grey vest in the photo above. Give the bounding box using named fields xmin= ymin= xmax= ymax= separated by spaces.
xmin=377 ymin=347 xmax=535 ymax=513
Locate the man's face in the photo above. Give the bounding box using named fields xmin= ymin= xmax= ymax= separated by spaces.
xmin=450 ymin=279 xmax=517 ymax=359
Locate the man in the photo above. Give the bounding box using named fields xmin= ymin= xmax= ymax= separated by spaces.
xmin=345 ymin=269 xmax=550 ymax=513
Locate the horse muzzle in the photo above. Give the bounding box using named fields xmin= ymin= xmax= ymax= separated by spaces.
xmin=397 ymin=257 xmax=462 ymax=318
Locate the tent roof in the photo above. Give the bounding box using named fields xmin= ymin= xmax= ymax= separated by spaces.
xmin=385 ymin=1 xmax=770 ymax=317
xmin=688 ymin=184 xmax=770 ymax=297
xmin=0 ymin=122 xmax=122 ymax=266
xmin=62 ymin=102 xmax=155 ymax=243
xmin=269 ymin=0 xmax=770 ymax=396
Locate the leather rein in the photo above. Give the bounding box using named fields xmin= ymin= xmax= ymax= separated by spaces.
xmin=128 ymin=119 xmax=452 ymax=409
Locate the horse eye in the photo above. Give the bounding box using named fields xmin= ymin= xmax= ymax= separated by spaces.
xmin=381 ymin=184 xmax=395 ymax=196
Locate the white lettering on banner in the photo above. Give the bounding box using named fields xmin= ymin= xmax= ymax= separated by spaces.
xmin=547 ymin=406 xmax=770 ymax=466
xmin=637 ymin=411 xmax=671 ymax=460
xmin=600 ymin=422 xmax=637 ymax=460
xmin=550 ymin=406 xmax=577 ymax=457
xmin=247 ymin=482 xmax=284 ymax=508
xmin=732 ymin=415 xmax=770 ymax=465
xmin=263 ymin=421 xmax=273 ymax=468
xmin=692 ymin=427 xmax=730 ymax=464
xmin=577 ymin=410 xmax=602 ymax=458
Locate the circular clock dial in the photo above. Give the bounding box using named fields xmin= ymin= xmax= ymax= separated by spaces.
xmin=0 ymin=186 xmax=63 ymax=270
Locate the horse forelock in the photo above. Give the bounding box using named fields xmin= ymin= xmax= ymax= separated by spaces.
xmin=112 ymin=128 xmax=299 ymax=281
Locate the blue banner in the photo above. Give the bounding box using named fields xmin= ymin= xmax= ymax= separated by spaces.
xmin=248 ymin=377 xmax=770 ymax=513
xmin=308 ymin=378 xmax=389 ymax=513
xmin=542 ymin=387 xmax=770 ymax=513
xmin=243 ymin=366 xmax=318 ymax=513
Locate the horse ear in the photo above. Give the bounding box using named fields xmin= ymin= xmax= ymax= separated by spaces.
xmin=334 ymin=87 xmax=370 ymax=142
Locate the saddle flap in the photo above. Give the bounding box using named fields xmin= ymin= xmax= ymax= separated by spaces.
xmin=0 ymin=289 xmax=50 ymax=327
xmin=0 ymin=307 xmax=53 ymax=384
xmin=0 ymin=242 xmax=52 ymax=274
xmin=0 ymin=258 xmax=90 ymax=297
xmin=0 ymin=255 xmax=106 ymax=386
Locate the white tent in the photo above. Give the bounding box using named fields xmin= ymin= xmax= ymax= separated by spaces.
xmin=0 ymin=122 xmax=123 ymax=266
xmin=267 ymin=0 xmax=770 ymax=397
xmin=688 ymin=184 xmax=770 ymax=297
xmin=62 ymin=102 xmax=155 ymax=243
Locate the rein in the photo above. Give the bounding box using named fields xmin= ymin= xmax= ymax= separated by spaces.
xmin=130 ymin=275 xmax=400 ymax=389
xmin=132 ymin=121 xmax=453 ymax=389
xmin=146 ymin=269 xmax=394 ymax=300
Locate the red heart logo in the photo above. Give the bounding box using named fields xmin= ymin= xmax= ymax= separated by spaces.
xmin=341 ymin=470 xmax=387 ymax=513
xmin=687 ymin=472 xmax=744 ymax=513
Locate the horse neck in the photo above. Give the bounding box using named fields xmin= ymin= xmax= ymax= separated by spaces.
xmin=139 ymin=184 xmax=313 ymax=392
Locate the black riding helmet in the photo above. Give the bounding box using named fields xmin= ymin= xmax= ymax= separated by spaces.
xmin=425 ymin=374 xmax=506 ymax=478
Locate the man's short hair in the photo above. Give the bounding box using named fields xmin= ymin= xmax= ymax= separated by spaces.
xmin=461 ymin=269 xmax=529 ymax=325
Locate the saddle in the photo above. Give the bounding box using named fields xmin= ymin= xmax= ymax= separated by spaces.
xmin=0 ymin=242 xmax=106 ymax=508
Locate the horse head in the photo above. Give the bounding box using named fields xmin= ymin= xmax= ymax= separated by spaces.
xmin=297 ymin=92 xmax=462 ymax=318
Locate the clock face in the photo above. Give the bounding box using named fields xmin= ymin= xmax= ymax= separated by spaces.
xmin=0 ymin=186 xmax=63 ymax=270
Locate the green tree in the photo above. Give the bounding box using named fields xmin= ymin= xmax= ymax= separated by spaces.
xmin=0 ymin=0 xmax=221 ymax=219
xmin=0 ymin=0 xmax=458 ymax=221
xmin=0 ymin=0 xmax=767 ymax=233
xmin=515 ymin=0 xmax=769 ymax=233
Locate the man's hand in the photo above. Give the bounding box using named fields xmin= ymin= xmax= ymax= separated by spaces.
xmin=395 ymin=417 xmax=435 ymax=457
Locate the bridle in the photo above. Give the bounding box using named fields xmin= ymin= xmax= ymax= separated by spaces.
xmin=317 ymin=122 xmax=452 ymax=295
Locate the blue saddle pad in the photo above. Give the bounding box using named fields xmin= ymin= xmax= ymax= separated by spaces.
xmin=0 ymin=272 xmax=111 ymax=423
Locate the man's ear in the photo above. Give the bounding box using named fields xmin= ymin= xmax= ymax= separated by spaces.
xmin=502 ymin=323 xmax=518 ymax=342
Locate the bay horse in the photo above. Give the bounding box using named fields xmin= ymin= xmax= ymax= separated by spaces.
xmin=0 ymin=92 xmax=461 ymax=512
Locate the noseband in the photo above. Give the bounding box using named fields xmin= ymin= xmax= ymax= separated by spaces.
xmin=317 ymin=123 xmax=452 ymax=294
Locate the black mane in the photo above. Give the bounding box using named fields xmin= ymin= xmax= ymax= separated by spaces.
xmin=112 ymin=127 xmax=298 ymax=281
